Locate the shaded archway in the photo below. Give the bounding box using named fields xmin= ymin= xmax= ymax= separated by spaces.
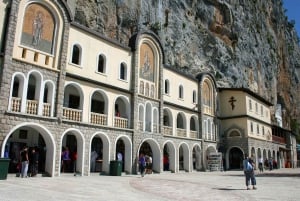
xmin=60 ymin=129 xmax=84 ymax=175
xmin=90 ymin=132 xmax=110 ymax=174
xmin=1 ymin=123 xmax=55 ymax=176
xmin=228 ymin=147 xmax=243 ymax=169
xmin=163 ymin=141 xmax=176 ymax=172
xmin=115 ymin=136 xmax=132 ymax=174
xmin=178 ymin=143 xmax=190 ymax=172
xmin=138 ymin=139 xmax=161 ymax=173
xmin=192 ymin=144 xmax=201 ymax=171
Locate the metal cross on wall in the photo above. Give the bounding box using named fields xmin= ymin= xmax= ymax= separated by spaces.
xmin=229 ymin=96 xmax=236 ymax=110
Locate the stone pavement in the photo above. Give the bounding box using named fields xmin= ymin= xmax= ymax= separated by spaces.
xmin=0 ymin=168 xmax=299 ymax=201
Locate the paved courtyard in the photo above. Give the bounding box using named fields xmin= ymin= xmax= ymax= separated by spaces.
xmin=0 ymin=168 xmax=299 ymax=201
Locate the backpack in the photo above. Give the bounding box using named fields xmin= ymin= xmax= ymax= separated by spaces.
xmin=244 ymin=159 xmax=253 ymax=171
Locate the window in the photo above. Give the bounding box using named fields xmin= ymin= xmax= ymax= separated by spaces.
xmin=250 ymin=122 xmax=253 ymax=133
xmin=71 ymin=44 xmax=81 ymax=65
xmin=97 ymin=54 xmax=106 ymax=73
xmin=249 ymin=99 xmax=252 ymax=111
xmin=120 ymin=62 xmax=127 ymax=80
xmin=179 ymin=85 xmax=183 ymax=99
xmin=257 ymin=124 xmax=259 ymax=134
xmin=260 ymin=106 xmax=263 ymax=116
xmin=164 ymin=79 xmax=170 ymax=94
xmin=262 ymin=126 xmax=265 ymax=135
xmin=192 ymin=90 xmax=197 ymax=103
xmin=255 ymin=103 xmax=258 ymax=113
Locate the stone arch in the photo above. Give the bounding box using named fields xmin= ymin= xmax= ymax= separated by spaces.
xmin=60 ymin=128 xmax=85 ymax=176
xmin=192 ymin=144 xmax=202 ymax=171
xmin=178 ymin=142 xmax=190 ymax=172
xmin=90 ymin=89 xmax=109 ymax=114
xmin=227 ymin=146 xmax=243 ymax=169
xmin=43 ymin=80 xmax=55 ymax=117
xmin=114 ymin=135 xmax=132 ymax=174
xmin=26 ymin=70 xmax=43 ymax=114
xmin=138 ymin=139 xmax=161 ymax=173
xmin=145 ymin=101 xmax=152 ymax=132
xmin=1 ymin=122 xmax=56 ymax=176
xmin=8 ymin=72 xmax=26 ymax=112
xmin=114 ymin=95 xmax=130 ymax=119
xmin=227 ymin=128 xmax=242 ymax=138
xmin=153 ymin=107 xmax=159 ymax=133
xmin=176 ymin=112 xmax=186 ymax=129
xmin=138 ymin=104 xmax=145 ymax=131
xmin=89 ymin=132 xmax=110 ymax=175
xmin=163 ymin=107 xmax=173 ymax=127
xmin=64 ymin=82 xmax=84 ymax=110
xmin=163 ymin=140 xmax=176 ymax=172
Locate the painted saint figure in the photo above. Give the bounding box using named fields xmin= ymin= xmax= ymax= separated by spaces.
xmin=32 ymin=11 xmax=44 ymax=46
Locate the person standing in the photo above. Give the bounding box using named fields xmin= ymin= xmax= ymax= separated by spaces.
xmin=61 ymin=146 xmax=71 ymax=172
xmin=30 ymin=147 xmax=39 ymax=177
xmin=243 ymin=154 xmax=257 ymax=190
xmin=20 ymin=146 xmax=29 ymax=178
xmin=258 ymin=157 xmax=263 ymax=173
xmin=139 ymin=153 xmax=146 ymax=177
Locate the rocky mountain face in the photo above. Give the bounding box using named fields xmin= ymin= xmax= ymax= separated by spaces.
xmin=67 ymin=0 xmax=300 ymax=132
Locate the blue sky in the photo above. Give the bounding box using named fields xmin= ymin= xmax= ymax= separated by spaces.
xmin=283 ymin=0 xmax=300 ymax=36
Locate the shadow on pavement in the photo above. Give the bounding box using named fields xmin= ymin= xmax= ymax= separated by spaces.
xmin=213 ymin=187 xmax=245 ymax=191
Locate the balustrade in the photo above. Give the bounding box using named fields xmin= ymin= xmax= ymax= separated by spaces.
xmin=43 ymin=103 xmax=51 ymax=117
xmin=63 ymin=107 xmax=82 ymax=122
xmin=114 ymin=117 xmax=128 ymax=128
xmin=90 ymin=112 xmax=107 ymax=125
xmin=163 ymin=126 xmax=172 ymax=136
xmin=26 ymin=100 xmax=38 ymax=115
xmin=190 ymin=130 xmax=198 ymax=138
xmin=176 ymin=128 xmax=187 ymax=137
xmin=11 ymin=97 xmax=21 ymax=112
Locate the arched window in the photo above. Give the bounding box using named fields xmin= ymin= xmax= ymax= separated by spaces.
xmin=97 ymin=54 xmax=106 ymax=73
xmin=192 ymin=90 xmax=197 ymax=103
xmin=120 ymin=62 xmax=127 ymax=80
xmin=179 ymin=85 xmax=184 ymax=99
xmin=71 ymin=44 xmax=81 ymax=65
xmin=164 ymin=79 xmax=170 ymax=94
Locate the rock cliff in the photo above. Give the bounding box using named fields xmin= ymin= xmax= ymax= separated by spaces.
xmin=68 ymin=0 xmax=300 ymax=132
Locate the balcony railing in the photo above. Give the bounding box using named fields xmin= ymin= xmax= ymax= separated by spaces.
xmin=203 ymin=105 xmax=213 ymax=115
xmin=90 ymin=112 xmax=107 ymax=125
xmin=26 ymin=100 xmax=38 ymax=115
xmin=163 ymin=126 xmax=172 ymax=136
xmin=114 ymin=117 xmax=128 ymax=128
xmin=11 ymin=97 xmax=21 ymax=112
xmin=43 ymin=103 xmax=51 ymax=117
xmin=272 ymin=135 xmax=286 ymax=144
xmin=190 ymin=130 xmax=198 ymax=138
xmin=63 ymin=107 xmax=82 ymax=122
xmin=176 ymin=128 xmax=187 ymax=137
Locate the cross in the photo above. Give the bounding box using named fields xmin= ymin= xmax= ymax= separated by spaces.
xmin=229 ymin=96 xmax=236 ymax=110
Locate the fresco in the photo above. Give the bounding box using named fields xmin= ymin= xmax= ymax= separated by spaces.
xmin=21 ymin=4 xmax=55 ymax=54
xmin=139 ymin=43 xmax=155 ymax=82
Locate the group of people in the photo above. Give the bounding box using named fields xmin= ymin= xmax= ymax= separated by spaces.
xmin=19 ymin=146 xmax=39 ymax=178
xmin=138 ymin=153 xmax=152 ymax=177
xmin=258 ymin=157 xmax=278 ymax=172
